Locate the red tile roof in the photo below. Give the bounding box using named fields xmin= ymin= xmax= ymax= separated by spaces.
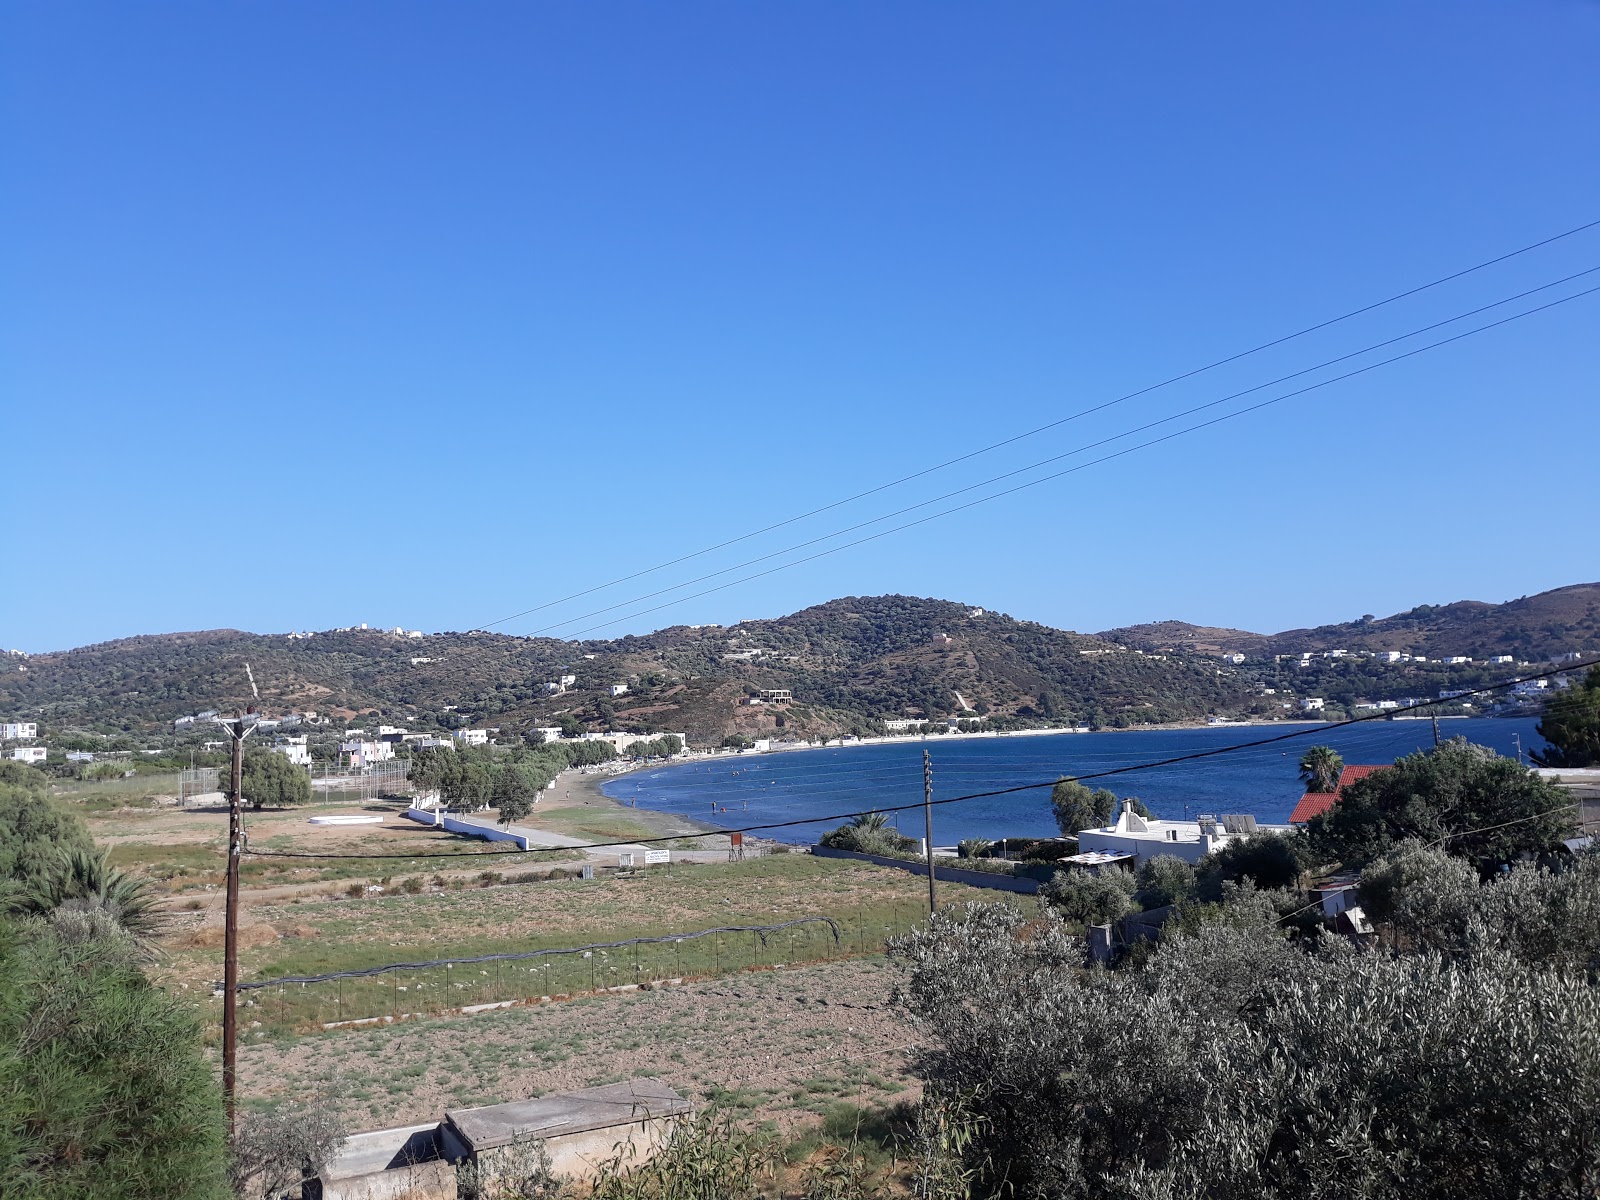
xmin=1290 ymin=764 xmax=1387 ymax=825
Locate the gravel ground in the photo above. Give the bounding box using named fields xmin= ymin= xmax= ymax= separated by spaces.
xmin=236 ymin=957 xmax=919 ymax=1133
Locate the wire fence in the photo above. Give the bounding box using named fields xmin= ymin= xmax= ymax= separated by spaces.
xmin=223 ymin=906 xmax=932 ymax=1035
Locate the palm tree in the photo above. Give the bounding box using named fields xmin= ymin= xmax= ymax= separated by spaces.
xmin=847 ymin=811 xmax=890 ymax=834
xmin=1298 ymin=745 xmax=1345 ymax=793
xmin=9 ymin=847 xmax=167 ymax=943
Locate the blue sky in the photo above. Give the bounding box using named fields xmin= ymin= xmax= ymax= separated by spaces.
xmin=3 ymin=2 xmax=1598 ymax=653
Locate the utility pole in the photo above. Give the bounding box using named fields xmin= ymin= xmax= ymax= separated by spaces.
xmin=923 ymin=749 xmax=936 ymax=916
xmin=221 ymin=709 xmax=256 ymax=1134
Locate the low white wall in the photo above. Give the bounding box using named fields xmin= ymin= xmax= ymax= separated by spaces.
xmin=404 ymin=808 xmax=530 ymax=851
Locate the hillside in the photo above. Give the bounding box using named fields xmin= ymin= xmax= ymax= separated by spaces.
xmin=4 ymin=585 xmax=1595 ymax=747
xmin=0 ymin=596 xmax=1254 ymax=743
xmin=1100 ymin=582 xmax=1600 ymax=661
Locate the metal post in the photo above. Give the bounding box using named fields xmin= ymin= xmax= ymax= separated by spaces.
xmin=923 ymin=749 xmax=937 ymax=916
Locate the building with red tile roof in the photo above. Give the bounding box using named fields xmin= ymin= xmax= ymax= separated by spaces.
xmin=1289 ymin=764 xmax=1388 ymax=825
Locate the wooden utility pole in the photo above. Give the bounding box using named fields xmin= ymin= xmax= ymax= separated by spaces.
xmin=222 ymin=711 xmax=254 ymax=1133
xmin=923 ymin=749 xmax=936 ymax=916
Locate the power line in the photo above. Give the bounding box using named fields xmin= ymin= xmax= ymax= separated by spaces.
xmin=517 ymin=265 xmax=1600 ymax=639
xmin=476 ymin=216 xmax=1600 ymax=634
xmin=559 ymin=283 xmax=1600 ymax=640
xmin=244 ymin=658 xmax=1596 ymax=860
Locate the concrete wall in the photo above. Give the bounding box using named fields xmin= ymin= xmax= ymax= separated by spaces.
xmin=810 ymin=845 xmax=1043 ymax=894
xmin=404 ymin=808 xmax=530 ymax=850
xmin=470 ymin=1118 xmax=680 ymax=1185
xmin=317 ymin=1159 xmax=455 ymax=1200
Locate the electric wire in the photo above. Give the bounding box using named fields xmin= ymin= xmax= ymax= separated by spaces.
xmin=244 ymin=658 xmax=1596 ymax=860
xmin=518 ymin=266 xmax=1600 ymax=640
xmin=477 ymin=217 xmax=1600 ymax=634
xmin=560 ymin=283 xmax=1600 ymax=639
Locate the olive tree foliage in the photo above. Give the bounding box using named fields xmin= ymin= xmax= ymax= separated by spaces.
xmin=1360 ymin=842 xmax=1600 ymax=976
xmin=493 ymin=765 xmax=536 ymax=827
xmin=1132 ymin=854 xmax=1195 ymax=910
xmin=236 ymin=748 xmax=312 ymax=809
xmin=228 ymin=1096 xmax=347 ymax=1200
xmin=1306 ymin=738 xmax=1575 ymax=872
xmin=1050 ymin=779 xmax=1147 ymax=838
xmin=1193 ymin=832 xmax=1309 ymax=900
xmin=1533 ymin=664 xmax=1600 ymax=768
xmin=892 ymin=895 xmax=1600 ymax=1199
xmin=1039 ymin=867 xmax=1136 ymax=927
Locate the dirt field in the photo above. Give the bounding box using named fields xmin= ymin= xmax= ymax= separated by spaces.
xmin=236 ymin=957 xmax=918 ymax=1134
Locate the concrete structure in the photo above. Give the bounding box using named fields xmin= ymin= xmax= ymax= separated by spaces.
xmin=271 ymin=735 xmax=311 ymax=767
xmin=0 ymin=722 xmax=38 ymax=740
xmin=9 ymin=747 xmax=47 ymax=764
xmin=759 ymin=689 xmax=793 ymax=704
xmin=342 ymin=739 xmax=396 ymax=768
xmin=316 ymin=1122 xmax=455 ymax=1200
xmin=442 ymin=1079 xmax=691 ymax=1183
xmin=1300 ymin=697 xmax=1326 ymax=712
xmin=66 ymin=751 xmax=95 ymax=762
xmin=1445 ymin=656 xmax=1472 ymax=665
xmin=1377 ymin=651 xmax=1403 ymax=663
xmin=1076 ymin=799 xmax=1293 ymax=866
xmin=608 ymin=683 xmax=630 ymax=697
xmin=1490 ymin=654 xmax=1515 ymax=664
xmin=580 ymin=731 xmax=690 ymax=755
xmin=1221 ymin=652 xmax=1246 ymax=664
xmin=453 ymin=729 xmax=489 ymax=746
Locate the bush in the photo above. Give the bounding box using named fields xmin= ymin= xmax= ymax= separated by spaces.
xmin=0 ymin=918 xmax=230 ymax=1197
xmin=1039 ymin=868 xmax=1136 ymax=927
xmin=1193 ymin=832 xmax=1308 ymax=900
xmin=891 ymin=895 xmax=1600 ymax=1199
xmin=1133 ymin=854 xmax=1195 ymax=910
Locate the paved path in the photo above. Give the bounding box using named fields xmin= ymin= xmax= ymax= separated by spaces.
xmin=445 ymin=813 xmax=736 ymax=865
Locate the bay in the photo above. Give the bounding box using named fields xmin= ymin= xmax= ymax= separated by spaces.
xmin=601 ymin=717 xmax=1548 ymax=846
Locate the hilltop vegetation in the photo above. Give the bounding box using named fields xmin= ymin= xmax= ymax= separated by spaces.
xmin=3 ymin=587 xmax=1594 ymax=746
xmin=1102 ymin=581 xmax=1600 ymax=660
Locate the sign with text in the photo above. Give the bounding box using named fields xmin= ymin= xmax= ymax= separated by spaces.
xmin=643 ymin=849 xmax=671 ymax=865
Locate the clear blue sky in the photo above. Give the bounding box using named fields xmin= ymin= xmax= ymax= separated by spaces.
xmin=4 ymin=2 xmax=1598 ymax=653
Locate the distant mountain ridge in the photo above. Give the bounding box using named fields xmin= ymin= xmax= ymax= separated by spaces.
xmin=1097 ymin=582 xmax=1600 ymax=661
xmin=2 ymin=585 xmax=1594 ymax=745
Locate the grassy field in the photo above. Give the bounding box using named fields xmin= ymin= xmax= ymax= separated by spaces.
xmin=159 ymin=854 xmax=1010 ymax=1034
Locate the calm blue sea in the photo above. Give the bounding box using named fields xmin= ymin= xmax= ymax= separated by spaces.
xmin=601 ymin=717 xmax=1548 ymax=846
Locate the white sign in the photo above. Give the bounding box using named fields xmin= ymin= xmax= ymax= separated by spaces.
xmin=644 ymin=849 xmax=671 ymax=865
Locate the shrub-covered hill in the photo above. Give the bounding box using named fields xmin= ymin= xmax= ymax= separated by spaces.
xmin=1099 ymin=581 xmax=1600 ymax=662
xmin=0 ymin=596 xmax=1255 ymax=743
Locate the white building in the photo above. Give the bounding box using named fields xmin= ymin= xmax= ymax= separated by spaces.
xmin=1076 ymin=800 xmax=1293 ymax=867
xmin=272 ymin=735 xmax=312 ymax=767
xmin=1377 ymin=651 xmax=1403 ymax=663
xmin=1445 ymin=656 xmax=1472 ymax=665
xmin=9 ymin=747 xmax=47 ymax=764
xmin=580 ymin=731 xmax=688 ymax=755
xmin=66 ymin=751 xmax=95 ymax=763
xmin=608 ymin=684 xmax=630 ymax=698
xmin=1221 ymin=653 xmax=1246 ymax=665
xmin=532 ymin=726 xmax=564 ymax=744
xmin=341 ymin=740 xmax=395 ymax=767
xmin=1300 ymin=697 xmax=1326 ymax=712
xmin=883 ymin=718 xmax=924 ymax=732
xmin=454 ymin=729 xmax=490 ymax=746
xmin=410 ymin=657 xmax=433 ymax=665
xmin=1489 ymin=655 xmax=1515 ymax=664
xmin=560 ymin=674 xmax=577 ymax=688
xmin=0 ymin=722 xmax=38 ymax=741
xmin=759 ymin=689 xmax=792 ymax=704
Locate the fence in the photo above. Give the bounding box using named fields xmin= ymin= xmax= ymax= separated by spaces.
xmin=222 ymin=908 xmax=932 ymax=1035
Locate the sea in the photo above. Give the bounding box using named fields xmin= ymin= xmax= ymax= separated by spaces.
xmin=601 ymin=717 xmax=1548 ymax=847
